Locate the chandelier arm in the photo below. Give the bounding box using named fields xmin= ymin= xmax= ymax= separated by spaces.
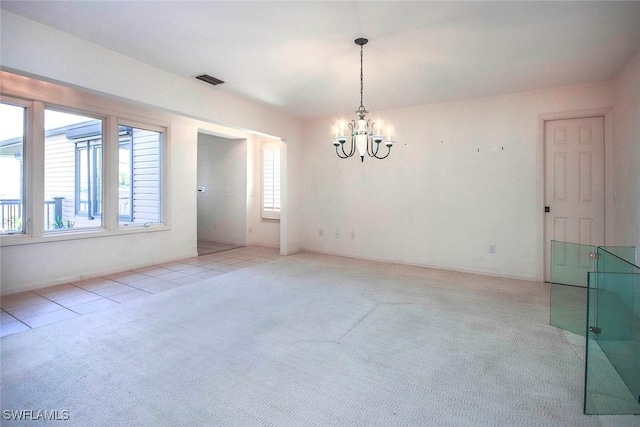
xmin=349 ymin=138 xmax=357 ymax=157
xmin=338 ymin=134 xmax=354 ymax=158
xmin=347 ymin=122 xmax=357 ymax=157
xmin=366 ymin=136 xmax=376 ymax=157
xmin=335 ymin=145 xmax=350 ymax=159
xmin=336 ymin=138 xmax=355 ymax=158
xmin=371 ymin=145 xmax=392 ymax=160
xmin=342 ymin=136 xmax=356 ymax=157
xmin=367 ymin=134 xmax=382 ymax=158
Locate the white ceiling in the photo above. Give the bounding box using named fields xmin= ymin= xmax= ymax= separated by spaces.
xmin=3 ymin=1 xmax=640 ymax=119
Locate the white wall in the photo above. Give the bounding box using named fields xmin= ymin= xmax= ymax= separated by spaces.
xmin=301 ymin=83 xmax=613 ymax=281
xmin=611 ymin=50 xmax=640 ymax=250
xmin=282 ymin=136 xmax=304 ymax=255
xmin=197 ymin=134 xmax=247 ymax=246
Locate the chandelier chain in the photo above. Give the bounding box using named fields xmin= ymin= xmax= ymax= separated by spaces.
xmin=360 ymin=44 xmax=364 ymax=109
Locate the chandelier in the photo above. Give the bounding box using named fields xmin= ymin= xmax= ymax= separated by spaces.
xmin=332 ymin=38 xmax=394 ymax=162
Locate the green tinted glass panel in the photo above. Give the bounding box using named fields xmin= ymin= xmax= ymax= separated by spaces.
xmin=550 ymin=241 xmax=595 ymax=335
xmin=601 ymin=246 xmax=637 ymax=267
xmin=584 ymin=272 xmax=640 ymax=415
xmin=550 ymin=282 xmax=587 ymax=335
xmin=550 ymin=240 xmax=595 ymax=286
xmin=597 ymin=247 xmax=640 ymax=275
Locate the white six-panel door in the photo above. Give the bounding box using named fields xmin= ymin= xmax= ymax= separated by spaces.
xmin=544 ymin=116 xmax=605 ymax=282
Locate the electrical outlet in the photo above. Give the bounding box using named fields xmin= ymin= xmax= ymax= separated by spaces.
xmin=248 ymin=226 xmax=253 ymax=233
xmin=489 ymin=244 xmax=496 ymax=253
xmin=319 ymin=228 xmax=323 ymax=237
xmin=351 ymin=231 xmax=355 ymax=240
xmin=335 ymin=231 xmax=339 ymax=239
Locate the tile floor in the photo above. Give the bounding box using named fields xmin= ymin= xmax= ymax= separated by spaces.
xmin=0 ymin=245 xmax=280 ymax=338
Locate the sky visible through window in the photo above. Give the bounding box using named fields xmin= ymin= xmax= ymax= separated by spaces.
xmin=45 ymin=110 xmax=94 ymax=132
xmin=0 ymin=103 xmax=24 ymax=199
xmin=0 ymin=105 xmax=91 ymax=141
xmin=0 ymin=107 xmax=96 ymax=198
xmin=0 ymin=103 xmax=24 ymax=141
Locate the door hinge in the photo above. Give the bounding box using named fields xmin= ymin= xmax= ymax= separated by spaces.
xmin=589 ymin=326 xmax=602 ymax=335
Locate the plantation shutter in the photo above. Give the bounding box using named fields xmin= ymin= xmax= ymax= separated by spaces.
xmin=262 ymin=144 xmax=280 ymax=219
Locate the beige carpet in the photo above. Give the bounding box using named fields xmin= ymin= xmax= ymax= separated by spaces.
xmin=1 ymin=253 xmax=637 ymax=426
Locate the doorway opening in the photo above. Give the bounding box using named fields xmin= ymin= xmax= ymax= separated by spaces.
xmin=196 ymin=132 xmax=281 ymax=256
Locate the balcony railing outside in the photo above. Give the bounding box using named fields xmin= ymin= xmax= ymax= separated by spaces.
xmin=0 ymin=199 xmax=22 ymax=233
xmin=1 ymin=199 xmax=62 ymax=233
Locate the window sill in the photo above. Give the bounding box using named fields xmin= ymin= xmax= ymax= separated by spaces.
xmin=261 ymin=218 xmax=280 ymax=223
xmin=0 ymin=224 xmax=169 ymax=247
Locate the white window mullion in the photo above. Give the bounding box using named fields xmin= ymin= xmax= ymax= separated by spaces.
xmin=30 ymin=101 xmax=45 ymax=237
xmin=103 ymin=116 xmax=119 ymax=231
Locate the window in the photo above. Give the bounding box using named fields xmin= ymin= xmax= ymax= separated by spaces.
xmin=118 ymin=124 xmax=163 ymax=226
xmin=262 ymin=143 xmax=281 ymax=220
xmin=0 ymin=102 xmax=26 ymax=234
xmin=76 ymin=141 xmax=102 ymax=218
xmin=44 ymin=109 xmax=103 ymax=231
xmin=1 ymin=81 xmax=167 ymax=244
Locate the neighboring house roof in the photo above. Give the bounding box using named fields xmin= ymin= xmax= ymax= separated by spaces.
xmin=0 ymin=120 xmax=133 ymax=152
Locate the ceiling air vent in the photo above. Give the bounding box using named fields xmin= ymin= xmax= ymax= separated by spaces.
xmin=195 ymin=74 xmax=225 ymax=86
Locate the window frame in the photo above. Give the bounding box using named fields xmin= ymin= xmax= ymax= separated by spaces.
xmin=117 ymin=119 xmax=166 ymax=228
xmin=43 ymin=106 xmax=105 ymax=233
xmin=118 ymin=128 xmax=134 ymax=222
xmin=75 ymin=139 xmax=103 ymax=219
xmin=0 ymin=90 xmax=169 ymax=247
xmin=0 ymin=97 xmax=30 ymax=236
